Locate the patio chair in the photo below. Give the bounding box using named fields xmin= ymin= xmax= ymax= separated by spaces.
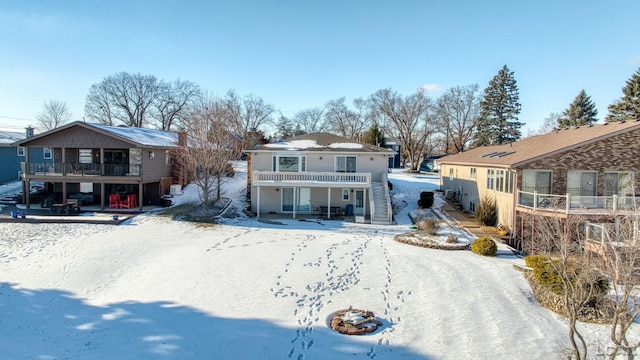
xmin=109 ymin=194 xmax=122 ymax=208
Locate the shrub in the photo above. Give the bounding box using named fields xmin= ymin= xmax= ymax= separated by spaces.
xmin=525 ymin=255 xmax=609 ymax=297
xmin=475 ymin=195 xmax=497 ymax=226
xmin=417 ymin=218 xmax=440 ymax=235
xmin=446 ymin=233 xmax=459 ymax=244
xmin=471 ymin=237 xmax=497 ymax=256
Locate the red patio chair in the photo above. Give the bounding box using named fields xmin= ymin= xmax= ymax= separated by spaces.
xmin=109 ymin=194 xmax=122 ymax=208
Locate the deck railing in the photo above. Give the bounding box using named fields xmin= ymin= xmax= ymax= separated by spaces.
xmin=252 ymin=171 xmax=371 ymax=187
xmin=23 ymin=162 xmax=142 ymax=177
xmin=517 ymin=191 xmax=640 ymax=214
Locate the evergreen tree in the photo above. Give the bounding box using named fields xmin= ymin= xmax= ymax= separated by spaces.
xmin=362 ymin=123 xmax=386 ymax=147
xmin=557 ymin=89 xmax=598 ymax=128
xmin=606 ymin=67 xmax=640 ymax=122
xmin=474 ymin=65 xmax=522 ymax=147
xmin=276 ymin=115 xmax=293 ymax=140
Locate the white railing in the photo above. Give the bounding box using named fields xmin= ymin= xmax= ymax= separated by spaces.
xmin=253 ymin=171 xmax=371 ymax=188
xmin=517 ymin=191 xmax=640 ymax=214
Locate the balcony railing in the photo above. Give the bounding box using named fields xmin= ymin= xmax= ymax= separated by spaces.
xmin=517 ymin=190 xmax=640 ymax=214
xmin=23 ymin=162 xmax=142 ymax=177
xmin=252 ymin=171 xmax=371 ymax=188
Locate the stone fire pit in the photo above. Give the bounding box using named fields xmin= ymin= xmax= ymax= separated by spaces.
xmin=330 ymin=307 xmax=382 ymax=335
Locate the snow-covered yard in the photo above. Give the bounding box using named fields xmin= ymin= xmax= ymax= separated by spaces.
xmin=0 ymin=164 xmax=629 ymax=359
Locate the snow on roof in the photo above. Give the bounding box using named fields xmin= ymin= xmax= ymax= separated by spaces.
xmin=264 ymin=140 xmax=323 ymax=150
xmin=328 ymin=142 xmax=363 ymax=149
xmin=89 ymin=123 xmax=178 ymax=147
xmin=0 ymin=130 xmax=25 ymax=146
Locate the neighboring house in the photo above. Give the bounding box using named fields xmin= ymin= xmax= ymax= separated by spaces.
xmin=244 ymin=132 xmax=395 ymax=224
xmin=420 ymin=154 xmax=446 ymax=173
xmin=384 ymin=138 xmax=402 ymax=168
xmin=0 ymin=127 xmax=50 ymax=185
xmin=13 ymin=121 xmax=185 ymax=210
xmin=439 ymin=120 xmax=640 ymax=251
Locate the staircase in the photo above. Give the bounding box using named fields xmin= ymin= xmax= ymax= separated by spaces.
xmin=370 ymin=181 xmax=392 ymax=224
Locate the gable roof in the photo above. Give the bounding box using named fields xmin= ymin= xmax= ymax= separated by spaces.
xmin=13 ymin=121 xmax=179 ymax=148
xmin=439 ymin=120 xmax=640 ymax=168
xmin=246 ymin=132 xmax=394 ymax=154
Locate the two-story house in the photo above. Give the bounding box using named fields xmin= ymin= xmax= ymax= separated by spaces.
xmin=439 ymin=120 xmax=640 ymax=251
xmin=245 ymin=132 xmax=395 ymax=224
xmin=13 ymin=121 xmax=185 ymax=210
xmin=0 ymin=127 xmax=50 ymax=185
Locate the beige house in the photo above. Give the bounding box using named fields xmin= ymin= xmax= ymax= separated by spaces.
xmin=245 ymin=133 xmax=395 ymax=224
xmin=439 ymin=120 xmax=640 ymax=250
xmin=13 ymin=121 xmax=186 ymax=210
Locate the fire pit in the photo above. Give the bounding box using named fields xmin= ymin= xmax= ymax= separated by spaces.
xmin=330 ymin=307 xmax=382 ymax=335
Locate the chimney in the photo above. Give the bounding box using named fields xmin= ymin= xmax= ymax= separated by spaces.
xmin=25 ymin=126 xmax=34 ymax=138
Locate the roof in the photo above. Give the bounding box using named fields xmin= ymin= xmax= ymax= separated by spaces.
xmin=439 ymin=120 xmax=640 ymax=168
xmin=13 ymin=121 xmax=179 ymax=148
xmin=0 ymin=130 xmax=25 ymax=146
xmin=246 ymin=132 xmax=395 ymax=154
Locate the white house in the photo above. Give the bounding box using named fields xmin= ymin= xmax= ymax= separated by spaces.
xmin=244 ymin=132 xmax=395 ymax=224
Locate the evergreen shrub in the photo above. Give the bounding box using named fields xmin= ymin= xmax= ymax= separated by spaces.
xmin=471 ymin=237 xmax=497 ymax=256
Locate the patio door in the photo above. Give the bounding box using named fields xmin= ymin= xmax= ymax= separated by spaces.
xmin=567 ymin=171 xmax=597 ymax=208
xmin=282 ymin=187 xmax=311 ymax=213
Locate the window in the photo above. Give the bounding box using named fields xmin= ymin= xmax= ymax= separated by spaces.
xmin=272 ymin=155 xmax=307 ymax=172
xmin=17 ymin=146 xmax=25 ymax=157
xmin=567 ymin=171 xmax=597 ymax=196
xmin=496 ymin=170 xmax=505 ymax=192
xmin=449 ymin=168 xmax=454 ymax=181
xmin=342 ymin=189 xmax=350 ymax=201
xmin=521 ymin=170 xmax=552 ymax=194
xmin=506 ymin=171 xmax=514 ymax=194
xmin=43 ymin=147 xmax=52 ymax=160
xmin=604 ymin=172 xmax=634 ymax=196
xmin=165 ymin=150 xmax=170 ymax=165
xmin=487 ymin=169 xmax=495 ymax=190
xmin=470 ymin=167 xmax=476 ymax=179
xmin=335 ymin=156 xmax=356 ymax=173
xmin=79 ymin=149 xmax=92 ymax=164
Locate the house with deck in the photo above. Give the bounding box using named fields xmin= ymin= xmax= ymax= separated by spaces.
xmin=244 ymin=132 xmax=395 ymax=224
xmin=439 ymin=120 xmax=640 ymax=251
xmin=13 ymin=121 xmax=186 ymax=210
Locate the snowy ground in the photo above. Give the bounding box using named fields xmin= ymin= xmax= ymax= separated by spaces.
xmin=0 ymin=163 xmax=632 ymax=359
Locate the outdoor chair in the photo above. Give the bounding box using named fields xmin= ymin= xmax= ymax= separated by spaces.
xmin=109 ymin=194 xmax=122 ymax=208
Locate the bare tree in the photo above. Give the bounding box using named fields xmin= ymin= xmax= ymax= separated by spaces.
xmin=35 ymin=100 xmax=72 ymax=130
xmin=434 ymin=84 xmax=480 ymax=154
xmin=532 ymin=213 xmax=608 ymax=360
xmin=370 ymin=88 xmax=434 ymax=171
xmin=323 ymin=97 xmax=371 ymax=140
xmin=293 ymin=107 xmax=325 ymax=133
xmin=85 ymin=72 xmax=159 ymax=127
xmin=224 ymin=90 xmax=275 ymax=140
xmin=527 ymin=112 xmax=561 ymax=137
xmin=179 ymin=97 xmax=240 ymax=210
xmin=593 ymin=215 xmax=640 ymax=359
xmin=154 ymin=79 xmax=201 ymax=131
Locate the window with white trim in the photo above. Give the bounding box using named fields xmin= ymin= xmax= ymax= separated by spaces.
xmin=43 ymin=147 xmax=52 ymax=160
xmin=470 ymin=167 xmax=476 ymax=179
xmin=487 ymin=169 xmax=495 ymax=190
xmin=342 ymin=189 xmax=350 ymax=201
xmin=272 ymin=155 xmax=307 ymax=172
xmin=17 ymin=146 xmax=25 ymax=156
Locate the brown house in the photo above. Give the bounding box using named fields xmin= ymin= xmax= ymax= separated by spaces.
xmin=439 ymin=120 xmax=640 ymax=251
xmin=13 ymin=121 xmax=186 ymax=210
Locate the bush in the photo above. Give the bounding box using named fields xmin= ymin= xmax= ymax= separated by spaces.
xmin=525 ymin=255 xmax=609 ymax=297
xmin=476 ymin=195 xmax=497 ymax=226
xmin=471 ymin=237 xmax=497 ymax=256
xmin=417 ymin=218 xmax=440 ymax=235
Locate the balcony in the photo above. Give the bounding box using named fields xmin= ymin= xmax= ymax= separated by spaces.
xmin=517 ymin=191 xmax=640 ymax=215
xmin=252 ymin=171 xmax=371 ymax=188
xmin=23 ymin=162 xmax=142 ymax=177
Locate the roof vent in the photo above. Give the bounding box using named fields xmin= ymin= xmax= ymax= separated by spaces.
xmin=620 ymin=120 xmax=626 ymax=124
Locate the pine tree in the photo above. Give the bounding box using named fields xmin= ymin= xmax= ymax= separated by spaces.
xmin=606 ymin=67 xmax=640 ymax=122
xmin=276 ymin=115 xmax=293 ymax=140
xmin=474 ymin=65 xmax=522 ymax=147
xmin=557 ymin=89 xmax=598 ymax=128
xmin=362 ymin=123 xmax=386 ymax=147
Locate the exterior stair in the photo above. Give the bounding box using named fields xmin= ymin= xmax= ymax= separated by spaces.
xmin=370 ymin=181 xmax=392 ymax=224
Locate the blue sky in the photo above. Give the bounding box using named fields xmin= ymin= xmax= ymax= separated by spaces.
xmin=1 ymin=0 xmax=639 ymax=134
